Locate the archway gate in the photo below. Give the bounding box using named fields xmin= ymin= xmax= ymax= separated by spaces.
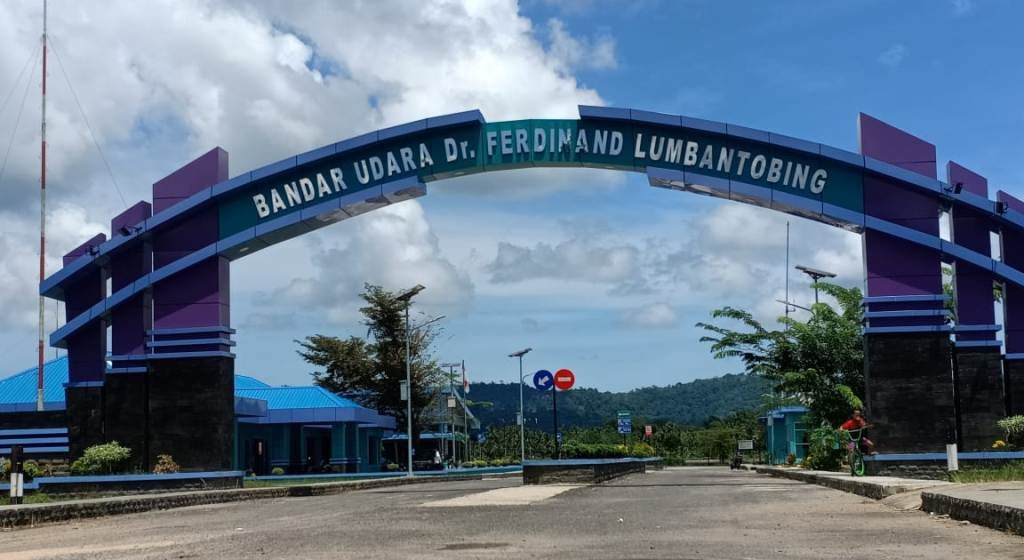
xmin=41 ymin=105 xmax=1024 ymax=469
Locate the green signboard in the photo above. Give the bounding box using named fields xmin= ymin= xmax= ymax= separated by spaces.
xmin=218 ymin=119 xmax=865 ymax=240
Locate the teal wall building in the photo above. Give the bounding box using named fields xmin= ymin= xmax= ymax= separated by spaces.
xmin=760 ymin=406 xmax=809 ymax=465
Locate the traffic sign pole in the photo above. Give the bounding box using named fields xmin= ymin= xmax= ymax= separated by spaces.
xmin=552 ymin=382 xmax=559 ymax=459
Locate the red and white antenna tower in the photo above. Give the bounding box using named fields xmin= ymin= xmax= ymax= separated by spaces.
xmin=36 ymin=0 xmax=48 ymax=412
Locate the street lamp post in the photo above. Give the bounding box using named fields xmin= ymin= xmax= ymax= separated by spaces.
xmin=397 ymin=284 xmax=425 ymax=477
xmin=440 ymin=361 xmax=461 ymax=467
xmin=508 ymin=348 xmax=532 ymax=466
xmin=795 ymin=265 xmax=837 ymax=304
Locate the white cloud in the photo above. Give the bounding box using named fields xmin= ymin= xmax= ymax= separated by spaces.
xmin=0 ymin=0 xmax=617 ymax=337
xmin=877 ymin=44 xmax=908 ymax=68
xmin=486 ymin=220 xmax=640 ymax=285
xmin=620 ymin=302 xmax=677 ymax=328
xmin=546 ymin=18 xmax=618 ymax=71
xmin=266 ymin=201 xmax=474 ymax=325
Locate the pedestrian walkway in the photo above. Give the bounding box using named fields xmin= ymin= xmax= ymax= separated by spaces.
xmin=749 ymin=464 xmax=1024 ymax=535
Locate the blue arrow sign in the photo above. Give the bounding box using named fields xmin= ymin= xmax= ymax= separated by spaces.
xmin=533 ymin=369 xmax=553 ymax=391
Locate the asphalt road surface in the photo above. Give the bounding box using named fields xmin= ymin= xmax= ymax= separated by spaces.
xmin=3 ymin=467 xmax=1023 ymax=559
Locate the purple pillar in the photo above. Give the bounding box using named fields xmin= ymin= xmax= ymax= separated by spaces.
xmin=948 ymin=162 xmax=996 ymax=340
xmin=859 ymin=113 xmax=954 ymax=453
xmin=1000 ymin=191 xmax=1024 ymax=356
xmin=151 ymin=148 xmax=232 ymax=350
xmin=860 ymin=113 xmax=943 ymax=303
xmin=999 ymin=191 xmax=1024 ymax=414
xmin=62 ymin=233 xmax=108 ymax=386
xmin=109 ymin=201 xmax=153 ymax=369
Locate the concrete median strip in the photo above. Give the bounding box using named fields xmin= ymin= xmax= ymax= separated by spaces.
xmin=421 ymin=484 xmax=580 ymax=507
xmin=921 ymin=483 xmax=1024 ymax=535
xmin=0 ymin=473 xmax=500 ymax=529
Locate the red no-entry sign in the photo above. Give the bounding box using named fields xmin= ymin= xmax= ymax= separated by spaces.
xmin=554 ymin=369 xmax=575 ymax=391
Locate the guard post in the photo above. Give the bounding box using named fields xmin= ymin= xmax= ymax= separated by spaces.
xmin=8 ymin=444 xmax=24 ymax=505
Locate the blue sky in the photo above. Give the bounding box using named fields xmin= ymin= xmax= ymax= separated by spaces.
xmin=0 ymin=0 xmax=1020 ymax=392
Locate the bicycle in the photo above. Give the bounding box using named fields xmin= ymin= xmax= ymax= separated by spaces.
xmin=840 ymin=428 xmax=866 ymax=477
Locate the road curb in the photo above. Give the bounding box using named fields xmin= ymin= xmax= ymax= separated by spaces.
xmin=0 ymin=473 xmax=491 ymax=529
xmin=744 ymin=465 xmax=949 ymax=500
xmin=921 ymin=489 xmax=1024 ymax=535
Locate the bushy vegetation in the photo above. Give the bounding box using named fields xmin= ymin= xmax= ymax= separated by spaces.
xmin=802 ymin=424 xmax=843 ymax=471
xmin=153 ymin=454 xmax=180 ymax=474
xmin=467 ymin=374 xmax=769 ymax=429
xmin=270 ymin=467 xmax=285 ymax=475
xmin=69 ymin=442 xmax=132 ymax=475
xmin=475 ymin=409 xmax=761 ymax=464
xmin=998 ymin=415 xmax=1024 ymax=441
xmin=698 ymin=282 xmax=865 ymax=429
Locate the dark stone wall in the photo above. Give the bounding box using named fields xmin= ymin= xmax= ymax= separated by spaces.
xmin=1006 ymin=359 xmax=1024 ymax=416
xmin=954 ymin=346 xmax=1005 ymax=451
xmin=65 ymin=386 xmax=104 ymax=458
xmin=0 ymin=410 xmax=64 ymax=429
xmin=865 ymin=332 xmax=955 ymax=453
xmin=147 ymin=356 xmax=234 ymax=471
xmin=523 ymin=460 xmax=652 ymax=484
xmin=102 ymin=373 xmax=149 ymax=470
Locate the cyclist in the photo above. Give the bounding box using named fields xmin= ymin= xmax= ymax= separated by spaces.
xmin=840 ymin=407 xmax=876 ymax=455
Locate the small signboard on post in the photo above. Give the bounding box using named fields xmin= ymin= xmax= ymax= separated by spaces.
xmin=617 ymin=411 xmax=632 ymax=435
xmin=737 ymin=439 xmax=754 ymax=451
xmin=644 ymin=425 xmax=653 ymax=438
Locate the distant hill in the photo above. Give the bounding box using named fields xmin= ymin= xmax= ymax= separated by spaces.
xmin=466 ymin=374 xmax=771 ymax=430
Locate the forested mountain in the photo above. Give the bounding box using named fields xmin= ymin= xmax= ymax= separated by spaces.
xmin=466 ymin=374 xmax=771 ymax=430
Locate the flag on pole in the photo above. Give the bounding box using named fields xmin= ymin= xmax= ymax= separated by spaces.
xmin=462 ymin=360 xmax=469 ymax=394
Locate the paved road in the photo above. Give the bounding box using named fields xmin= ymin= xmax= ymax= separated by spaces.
xmin=3 ymin=467 xmax=1023 ymax=559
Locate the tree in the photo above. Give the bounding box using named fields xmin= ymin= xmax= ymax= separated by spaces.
xmin=697 ymin=282 xmax=864 ymax=425
xmin=296 ymin=284 xmax=445 ymax=445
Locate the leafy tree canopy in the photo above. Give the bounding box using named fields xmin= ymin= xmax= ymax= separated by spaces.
xmin=296 ymin=284 xmax=445 ymax=436
xmin=697 ymin=282 xmax=864 ymax=425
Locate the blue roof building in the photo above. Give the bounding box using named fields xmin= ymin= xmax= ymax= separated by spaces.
xmin=0 ymin=357 xmax=395 ymax=474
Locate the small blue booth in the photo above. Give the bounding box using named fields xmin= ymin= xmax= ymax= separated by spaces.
xmin=760 ymin=406 xmax=809 ymax=465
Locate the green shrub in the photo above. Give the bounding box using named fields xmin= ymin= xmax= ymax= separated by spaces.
xmin=803 ymin=424 xmax=844 ymax=471
xmin=629 ymin=442 xmax=656 ymax=458
xmin=0 ymin=457 xmax=8 ymax=478
xmin=153 ymin=454 xmax=180 ymax=474
xmin=385 ymin=463 xmax=400 ymax=471
xmin=998 ymin=416 xmax=1024 ymax=441
xmin=22 ymin=460 xmax=41 ymax=480
xmin=562 ymin=443 xmax=629 ymax=459
xmin=70 ymin=442 xmax=132 ymax=475
xmin=270 ymin=467 xmax=285 ymax=475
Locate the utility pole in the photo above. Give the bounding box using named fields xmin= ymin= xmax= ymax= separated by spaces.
xmin=36 ymin=0 xmax=48 ymax=412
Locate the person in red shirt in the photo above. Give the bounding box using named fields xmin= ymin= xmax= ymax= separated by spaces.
xmin=839 ymin=408 xmax=876 ymax=454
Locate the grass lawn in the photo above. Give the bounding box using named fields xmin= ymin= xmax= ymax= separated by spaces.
xmin=950 ymin=463 xmax=1024 ymax=483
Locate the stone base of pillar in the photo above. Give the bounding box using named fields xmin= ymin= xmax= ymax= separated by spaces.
xmin=865 ymin=332 xmax=955 ymax=453
xmin=103 ymin=372 xmax=150 ymax=470
xmin=954 ymin=346 xmax=1006 ymax=451
xmin=147 ymin=356 xmax=235 ymax=471
xmin=65 ymin=385 xmax=104 ymax=459
xmin=1006 ymin=359 xmax=1024 ymax=417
